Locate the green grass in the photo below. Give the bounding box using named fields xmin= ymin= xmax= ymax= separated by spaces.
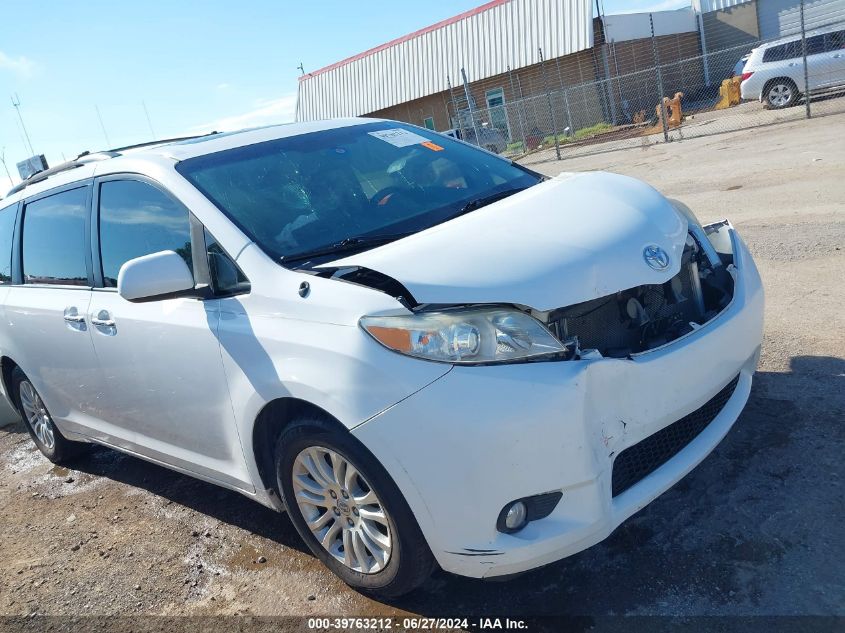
xmin=506 ymin=141 xmax=525 ymax=153
xmin=541 ymin=122 xmax=615 ymax=146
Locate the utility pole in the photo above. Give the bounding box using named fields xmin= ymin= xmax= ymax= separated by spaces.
xmin=460 ymin=68 xmax=483 ymax=149
xmin=650 ymin=13 xmax=670 ymax=143
xmin=10 ymin=94 xmax=35 ymax=156
xmin=0 ymin=148 xmax=13 ymax=187
xmin=297 ymin=63 xmax=305 ymax=75
xmin=800 ymin=0 xmax=811 ymax=119
xmin=95 ymin=105 xmax=111 ymax=147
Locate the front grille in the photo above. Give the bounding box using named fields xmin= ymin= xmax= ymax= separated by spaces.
xmin=611 ymin=374 xmax=740 ymax=497
xmin=546 ymin=257 xmax=702 ymax=358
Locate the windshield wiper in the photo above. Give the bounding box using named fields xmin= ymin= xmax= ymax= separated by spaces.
xmin=282 ymin=232 xmax=415 ymax=264
xmin=453 ymin=186 xmax=530 ymax=219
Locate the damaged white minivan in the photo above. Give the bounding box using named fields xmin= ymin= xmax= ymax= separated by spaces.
xmin=0 ymin=119 xmax=764 ymax=597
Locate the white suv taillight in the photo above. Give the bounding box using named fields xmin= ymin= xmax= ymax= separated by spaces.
xmin=741 ymin=71 xmax=754 ymax=82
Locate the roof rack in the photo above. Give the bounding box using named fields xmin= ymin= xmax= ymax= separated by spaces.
xmin=5 ymin=131 xmax=220 ymax=198
xmin=102 ymin=132 xmax=219 ymax=154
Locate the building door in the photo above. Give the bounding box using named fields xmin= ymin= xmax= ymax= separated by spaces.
xmin=485 ymin=87 xmax=511 ymax=141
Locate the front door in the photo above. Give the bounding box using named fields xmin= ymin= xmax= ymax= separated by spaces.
xmin=821 ymin=29 xmax=845 ymax=88
xmin=85 ymin=176 xmax=250 ymax=489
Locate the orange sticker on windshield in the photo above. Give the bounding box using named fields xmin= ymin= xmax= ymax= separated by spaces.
xmin=421 ymin=141 xmax=444 ymax=151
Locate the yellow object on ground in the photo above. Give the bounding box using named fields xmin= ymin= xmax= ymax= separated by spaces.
xmin=716 ymin=77 xmax=742 ymax=109
xmin=655 ymin=92 xmax=684 ymax=128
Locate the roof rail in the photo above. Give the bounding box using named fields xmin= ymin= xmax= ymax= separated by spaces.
xmin=101 ymin=132 xmax=219 ymax=154
xmin=5 ymin=131 xmax=219 ymax=198
xmin=6 ymin=160 xmax=90 ymax=197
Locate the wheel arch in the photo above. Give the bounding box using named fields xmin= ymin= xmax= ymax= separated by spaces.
xmin=1 ymin=356 xmax=20 ymax=410
xmin=763 ymin=76 xmax=800 ymax=98
xmin=251 ymin=396 xmax=349 ymax=496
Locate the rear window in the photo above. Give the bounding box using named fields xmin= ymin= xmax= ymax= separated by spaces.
xmin=0 ymin=203 xmax=16 ymax=284
xmin=22 ymin=187 xmax=89 ymax=286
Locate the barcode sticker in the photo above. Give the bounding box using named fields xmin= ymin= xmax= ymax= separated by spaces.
xmin=368 ymin=128 xmax=431 ymax=147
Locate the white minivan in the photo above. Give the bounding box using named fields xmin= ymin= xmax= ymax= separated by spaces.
xmin=0 ymin=119 xmax=764 ymax=596
xmin=740 ymin=26 xmax=845 ymax=108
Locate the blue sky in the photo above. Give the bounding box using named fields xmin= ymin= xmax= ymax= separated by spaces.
xmin=0 ymin=0 xmax=690 ymax=186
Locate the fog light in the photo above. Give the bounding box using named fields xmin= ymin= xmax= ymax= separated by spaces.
xmin=503 ymin=501 xmax=527 ymax=532
xmin=496 ymin=492 xmax=562 ymax=534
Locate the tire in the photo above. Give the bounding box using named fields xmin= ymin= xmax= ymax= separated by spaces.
xmin=10 ymin=367 xmax=89 ymax=464
xmin=764 ymin=78 xmax=799 ymax=109
xmin=275 ymin=417 xmax=435 ymax=597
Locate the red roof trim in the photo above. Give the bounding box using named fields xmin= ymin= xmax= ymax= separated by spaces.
xmin=299 ymin=0 xmax=510 ymax=82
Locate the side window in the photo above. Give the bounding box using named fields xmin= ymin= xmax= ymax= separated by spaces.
xmin=764 ymin=42 xmax=800 ymax=63
xmin=98 ymin=180 xmax=192 ymax=287
xmin=762 ymin=45 xmax=782 ymax=63
xmin=205 ymin=229 xmax=250 ymax=296
xmin=825 ymin=30 xmax=845 ymax=52
xmin=806 ymin=34 xmax=825 ymax=56
xmin=23 ymin=188 xmax=89 ymax=286
xmin=0 ymin=204 xmax=16 ymax=284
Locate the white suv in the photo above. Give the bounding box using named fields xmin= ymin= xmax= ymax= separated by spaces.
xmin=740 ymin=26 xmax=845 ymax=108
xmin=0 ymin=119 xmax=764 ymax=596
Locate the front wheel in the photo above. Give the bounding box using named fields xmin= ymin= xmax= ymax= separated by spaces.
xmin=276 ymin=418 xmax=435 ymax=597
xmin=764 ymin=79 xmax=799 ymax=109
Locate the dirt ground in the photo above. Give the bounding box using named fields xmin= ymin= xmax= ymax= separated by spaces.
xmin=522 ymin=96 xmax=845 ymax=165
xmin=1 ymin=112 xmax=843 ymax=621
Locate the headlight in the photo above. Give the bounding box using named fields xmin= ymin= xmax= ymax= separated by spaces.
xmin=360 ymin=307 xmax=566 ymax=364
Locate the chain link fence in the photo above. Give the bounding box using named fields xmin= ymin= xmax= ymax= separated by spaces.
xmin=446 ymin=2 xmax=845 ymax=165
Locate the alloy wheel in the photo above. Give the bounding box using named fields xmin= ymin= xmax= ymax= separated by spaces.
xmin=768 ymin=83 xmax=793 ymax=107
xmin=292 ymin=446 xmax=392 ymax=573
xmin=19 ymin=381 xmax=55 ymax=450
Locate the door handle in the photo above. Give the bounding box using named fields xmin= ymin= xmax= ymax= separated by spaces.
xmin=91 ymin=310 xmax=116 ymax=328
xmin=63 ymin=307 xmax=86 ymax=329
xmin=64 ymin=314 xmax=86 ymax=323
xmin=833 ymin=54 xmax=843 ymax=59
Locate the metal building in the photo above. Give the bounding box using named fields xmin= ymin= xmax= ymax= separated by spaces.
xmin=694 ymin=0 xmax=845 ymax=41
xmin=295 ymin=0 xmax=594 ymax=122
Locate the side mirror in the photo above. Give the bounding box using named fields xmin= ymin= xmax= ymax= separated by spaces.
xmin=117 ymin=251 xmax=195 ymax=303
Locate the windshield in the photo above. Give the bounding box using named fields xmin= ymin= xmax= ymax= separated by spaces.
xmin=176 ymin=121 xmax=541 ymax=266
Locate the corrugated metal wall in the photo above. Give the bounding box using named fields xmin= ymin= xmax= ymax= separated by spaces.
xmin=603 ymin=8 xmax=698 ymax=42
xmin=693 ymin=0 xmax=752 ymax=12
xmin=757 ymin=0 xmax=845 ymax=39
xmin=296 ymin=0 xmax=594 ymax=121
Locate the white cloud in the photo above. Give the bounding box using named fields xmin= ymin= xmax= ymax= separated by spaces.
xmin=190 ymin=94 xmax=297 ymax=133
xmin=0 ymin=51 xmax=35 ymax=76
xmin=216 ymin=83 xmax=231 ymax=90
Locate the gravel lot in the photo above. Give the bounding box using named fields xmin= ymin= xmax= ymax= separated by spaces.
xmin=1 ymin=112 xmax=843 ymax=621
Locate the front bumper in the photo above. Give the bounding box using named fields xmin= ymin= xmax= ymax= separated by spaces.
xmin=352 ymin=228 xmax=764 ymax=578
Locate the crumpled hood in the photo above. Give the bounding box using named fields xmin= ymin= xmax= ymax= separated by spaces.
xmin=322 ymin=172 xmax=688 ymax=311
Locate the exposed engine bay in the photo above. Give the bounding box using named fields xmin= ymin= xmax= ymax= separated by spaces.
xmin=537 ymin=225 xmax=735 ymax=359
